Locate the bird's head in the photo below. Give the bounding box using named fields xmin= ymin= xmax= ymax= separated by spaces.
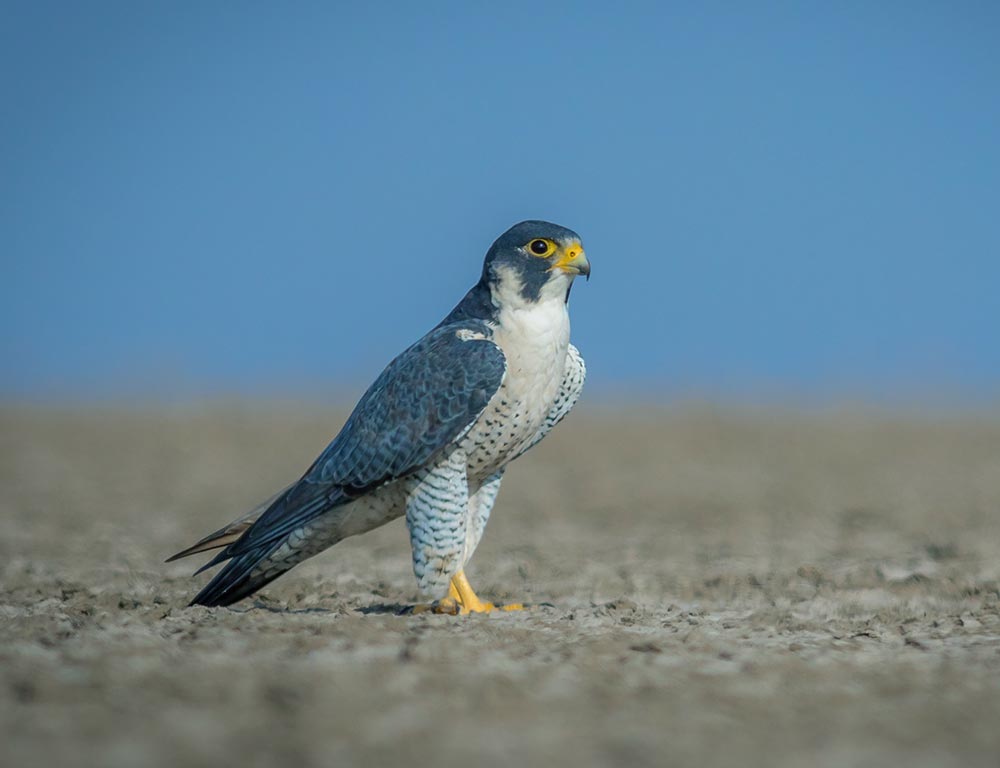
xmin=481 ymin=220 xmax=590 ymax=306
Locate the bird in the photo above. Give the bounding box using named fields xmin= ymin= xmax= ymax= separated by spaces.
xmin=168 ymin=220 xmax=590 ymax=613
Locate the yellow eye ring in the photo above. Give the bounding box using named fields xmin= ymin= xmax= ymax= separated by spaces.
xmin=527 ymin=238 xmax=556 ymax=257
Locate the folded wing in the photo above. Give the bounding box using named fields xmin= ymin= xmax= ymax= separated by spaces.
xmin=178 ymin=322 xmax=507 ymax=606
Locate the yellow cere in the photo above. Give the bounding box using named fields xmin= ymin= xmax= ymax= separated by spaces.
xmin=550 ymin=241 xmax=586 ymax=272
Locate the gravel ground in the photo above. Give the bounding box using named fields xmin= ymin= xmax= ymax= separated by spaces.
xmin=2 ymin=403 xmax=999 ymax=767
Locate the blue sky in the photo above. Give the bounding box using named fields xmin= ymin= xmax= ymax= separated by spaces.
xmin=3 ymin=2 xmax=998 ymax=401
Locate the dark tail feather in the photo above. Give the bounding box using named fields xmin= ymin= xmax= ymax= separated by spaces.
xmin=165 ymin=485 xmax=292 ymax=563
xmin=192 ymin=547 xmax=232 ymax=576
xmin=166 ymin=526 xmax=250 ymax=563
xmin=177 ymin=482 xmax=342 ymax=607
xmin=188 ymin=543 xmax=287 ymax=607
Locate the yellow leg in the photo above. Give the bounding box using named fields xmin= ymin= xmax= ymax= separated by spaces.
xmin=450 ymin=570 xmax=524 ymax=614
xmin=409 ymin=581 xmax=463 ymax=614
xmin=406 ymin=572 xmax=525 ymax=615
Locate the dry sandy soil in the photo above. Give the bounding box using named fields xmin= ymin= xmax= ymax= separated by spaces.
xmin=2 ymin=403 xmax=999 ymax=767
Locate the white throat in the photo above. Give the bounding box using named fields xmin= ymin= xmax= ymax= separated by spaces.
xmin=488 ymin=265 xmax=572 ymax=384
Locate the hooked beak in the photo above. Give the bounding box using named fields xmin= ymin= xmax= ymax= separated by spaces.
xmin=551 ymin=242 xmax=591 ymax=280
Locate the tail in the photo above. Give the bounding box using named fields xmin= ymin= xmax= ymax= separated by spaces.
xmin=172 ymin=482 xmax=345 ymax=607
xmin=166 ymin=485 xmax=291 ymax=563
xmin=187 ymin=541 xmax=292 ymax=607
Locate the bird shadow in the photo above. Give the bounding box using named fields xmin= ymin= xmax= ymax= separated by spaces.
xmin=242 ymin=599 xmax=554 ymax=617
xmin=247 ymin=600 xmax=344 ymax=615
xmin=358 ymin=602 xmax=424 ymax=616
xmin=358 ymin=600 xmax=556 ymax=616
xmin=242 ymin=599 xmax=445 ymax=616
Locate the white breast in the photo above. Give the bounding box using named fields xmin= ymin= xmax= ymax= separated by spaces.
xmin=492 ymin=298 xmax=570 ymax=416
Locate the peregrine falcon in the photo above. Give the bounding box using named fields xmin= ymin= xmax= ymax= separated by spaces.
xmin=169 ymin=220 xmax=590 ymax=613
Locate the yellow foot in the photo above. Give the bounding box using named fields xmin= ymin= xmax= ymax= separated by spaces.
xmin=407 ymin=596 xmax=460 ymax=615
xmin=404 ymin=580 xmax=462 ymax=614
xmin=450 ymin=571 xmax=526 ymax=614
xmin=403 ymin=571 xmax=528 ymax=615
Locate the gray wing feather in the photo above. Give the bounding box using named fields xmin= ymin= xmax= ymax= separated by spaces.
xmin=187 ymin=322 xmax=506 ymax=606
xmin=309 ymin=323 xmax=506 ymax=490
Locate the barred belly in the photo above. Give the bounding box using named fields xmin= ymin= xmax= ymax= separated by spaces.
xmin=461 ymin=295 xmax=571 ymax=481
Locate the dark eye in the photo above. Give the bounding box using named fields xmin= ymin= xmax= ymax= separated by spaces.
xmin=529 ymin=239 xmax=550 ymax=255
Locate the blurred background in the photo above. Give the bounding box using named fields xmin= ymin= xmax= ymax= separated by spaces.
xmin=4 ymin=7 xmax=1000 ymax=766
xmin=2 ymin=1 xmax=999 ymax=404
